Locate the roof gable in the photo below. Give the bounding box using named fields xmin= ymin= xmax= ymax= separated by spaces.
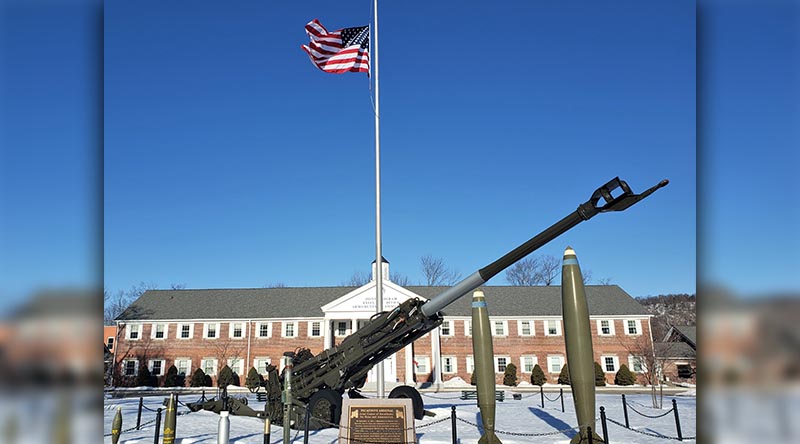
xmin=321 ymin=281 xmax=427 ymax=314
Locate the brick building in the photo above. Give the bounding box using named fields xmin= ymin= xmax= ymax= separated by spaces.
xmin=113 ymin=261 xmax=654 ymax=387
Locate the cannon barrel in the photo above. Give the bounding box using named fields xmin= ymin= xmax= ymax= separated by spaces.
xmin=420 ymin=176 xmax=668 ymax=316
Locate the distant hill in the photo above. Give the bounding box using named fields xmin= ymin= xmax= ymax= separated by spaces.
xmin=635 ymin=293 xmax=696 ymax=340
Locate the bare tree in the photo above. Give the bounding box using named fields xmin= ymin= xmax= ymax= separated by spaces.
xmin=343 ymin=271 xmax=370 ymax=287
xmin=505 ymin=257 xmax=540 ymax=286
xmin=170 ymin=283 xmax=187 ymax=290
xmin=212 ymin=337 xmax=247 ymax=375
xmin=618 ymin=334 xmax=679 ymax=408
xmin=390 ymin=271 xmax=410 ymax=286
xmin=597 ymin=277 xmax=613 ymax=285
xmin=105 ymin=281 xmax=159 ymax=325
xmin=420 ymin=255 xmax=462 ymax=286
xmin=264 ymin=282 xmax=287 ymax=288
xmin=581 ymin=269 xmax=593 ymax=285
xmin=538 ymin=255 xmax=561 ymax=285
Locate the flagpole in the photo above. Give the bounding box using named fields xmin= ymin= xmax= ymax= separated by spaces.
xmin=372 ymin=0 xmax=385 ymax=399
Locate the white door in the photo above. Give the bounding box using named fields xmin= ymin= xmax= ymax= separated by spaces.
xmin=367 ymin=352 xmax=397 ymax=383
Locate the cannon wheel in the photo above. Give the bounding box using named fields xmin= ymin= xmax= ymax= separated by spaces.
xmin=306 ymin=389 xmax=343 ymax=430
xmin=388 ymin=385 xmax=424 ymax=420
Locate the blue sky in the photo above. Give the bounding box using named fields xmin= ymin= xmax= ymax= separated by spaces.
xmin=101 ymin=0 xmax=695 ymax=298
xmin=10 ymin=0 xmax=797 ymax=313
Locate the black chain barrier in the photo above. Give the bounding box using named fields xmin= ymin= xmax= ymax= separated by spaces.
xmin=606 ymin=416 xmax=695 ymax=441
xmin=626 ymin=402 xmax=675 ymax=419
xmin=103 ymin=401 xmax=194 ymax=437
xmin=543 ymin=391 xmax=562 ymax=402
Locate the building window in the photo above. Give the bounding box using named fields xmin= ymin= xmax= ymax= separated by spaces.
xmin=547 ymin=356 xmax=564 ymax=373
xmin=626 ymin=320 xmax=641 ymax=335
xmin=466 ymin=356 xmax=475 ymax=374
xmin=518 ymin=320 xmax=533 ymax=336
xmin=598 ymin=319 xmax=614 ymax=336
xmin=677 ymin=364 xmax=693 ymax=378
xmin=230 ymin=322 xmax=243 ymax=339
xmin=465 ymin=320 xmax=472 ymax=337
xmin=440 ymin=320 xmax=453 ymax=336
xmin=153 ymin=323 xmax=166 ymax=339
xmin=628 ymin=356 xmax=645 ymax=373
xmin=442 ymin=356 xmax=457 ymax=374
xmin=283 ymin=322 xmax=297 ymax=338
xmin=257 ymin=322 xmax=270 ymax=338
xmin=495 ymin=356 xmax=509 ymax=373
xmin=107 ymin=337 xmax=114 ymax=350
xmin=204 ymin=323 xmax=219 ymax=339
xmin=124 ymin=360 xmax=138 ymax=376
xmin=178 ymin=324 xmax=192 ymax=339
xmin=228 ymin=358 xmax=243 ymax=376
xmin=545 ymin=320 xmax=561 ymax=336
xmin=254 ymin=357 xmax=272 ymax=374
xmin=149 ymin=359 xmax=165 ymax=376
xmin=493 ymin=321 xmax=507 ymax=336
xmin=175 ymin=359 xmax=191 ymax=376
xmin=127 ymin=324 xmax=140 ymax=340
xmin=202 ymin=358 xmax=218 ymax=376
xmin=309 ymin=321 xmax=322 ymax=337
xmin=415 ymin=356 xmax=430 ymax=374
xmin=521 ymin=356 xmax=538 ymax=373
xmin=602 ymin=356 xmax=619 ymax=372
xmin=336 ymin=321 xmax=348 ymax=337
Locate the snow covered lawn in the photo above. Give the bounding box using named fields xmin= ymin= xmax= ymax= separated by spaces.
xmin=104 ymin=390 xmax=695 ymax=443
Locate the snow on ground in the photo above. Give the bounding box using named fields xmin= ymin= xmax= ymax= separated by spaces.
xmin=103 ymin=390 xmax=695 ymax=443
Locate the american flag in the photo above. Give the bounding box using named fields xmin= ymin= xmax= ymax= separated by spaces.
xmin=301 ymin=19 xmax=369 ymax=74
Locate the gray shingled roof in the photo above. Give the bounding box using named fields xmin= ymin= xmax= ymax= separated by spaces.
xmin=673 ymin=326 xmax=696 ymax=347
xmin=655 ymin=341 xmax=696 ymax=359
xmin=117 ymin=285 xmax=648 ymax=321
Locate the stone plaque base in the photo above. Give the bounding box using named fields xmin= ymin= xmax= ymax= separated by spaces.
xmin=339 ymin=397 xmax=416 ymax=444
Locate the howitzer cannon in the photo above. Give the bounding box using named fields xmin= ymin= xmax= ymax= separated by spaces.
xmin=195 ymin=177 xmax=668 ymax=429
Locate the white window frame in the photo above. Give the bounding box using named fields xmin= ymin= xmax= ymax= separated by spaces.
xmin=254 ymin=357 xmax=272 ymax=374
xmin=544 ymin=319 xmax=562 ymax=336
xmin=177 ymin=323 xmax=194 ymax=339
xmin=151 ymin=323 xmax=168 ymax=340
xmin=494 ymin=356 xmax=510 ymax=373
xmin=520 ymin=355 xmax=538 ymax=373
xmin=518 ymin=320 xmax=534 ymax=336
xmin=625 ymin=319 xmax=642 ymax=336
xmin=175 ymin=358 xmax=192 ymax=376
xmin=334 ymin=320 xmax=350 ymax=337
xmin=492 ymin=320 xmax=508 ymax=337
xmin=415 ymin=356 xmax=430 ymax=374
xmin=229 ymin=322 xmax=245 ymax=339
xmin=440 ymin=320 xmax=454 ymax=337
xmin=107 ymin=336 xmax=115 ymax=349
xmin=127 ymin=324 xmax=141 ymax=340
xmin=256 ymin=322 xmax=271 ymax=338
xmin=204 ymin=323 xmax=221 ymax=339
xmin=547 ymin=355 xmax=564 ymax=373
xmin=442 ymin=356 xmax=458 ymax=374
xmin=601 ymin=355 xmax=620 ymax=373
xmin=308 ymin=321 xmax=322 ymax=337
xmin=202 ymin=358 xmax=218 ymax=376
xmin=148 ymin=359 xmax=166 ymax=376
xmin=628 ymin=355 xmax=646 ymax=373
xmin=464 ymin=320 xmax=472 ymax=337
xmin=123 ymin=359 xmax=138 ymax=376
xmin=227 ymin=357 xmax=244 ymax=376
xmin=466 ymin=355 xmax=475 ymax=374
xmin=596 ymin=319 xmax=615 ymax=336
xmin=283 ymin=321 xmax=298 ymax=338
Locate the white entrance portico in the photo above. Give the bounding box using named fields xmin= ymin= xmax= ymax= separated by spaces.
xmin=320 ymin=260 xmax=437 ymax=386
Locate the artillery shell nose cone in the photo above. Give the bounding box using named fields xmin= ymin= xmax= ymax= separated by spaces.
xmin=473 ymin=290 xmax=485 ymax=298
xmin=564 ymin=246 xmax=575 ymax=256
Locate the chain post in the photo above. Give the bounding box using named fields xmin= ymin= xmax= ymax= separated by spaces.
xmin=560 ymin=388 xmax=565 ymax=412
xmin=587 ymin=426 xmax=594 ymax=444
xmin=153 ymin=408 xmax=162 ymax=444
xmin=451 ymin=405 xmax=457 ymax=444
xmin=540 ymin=385 xmax=544 ymax=408
xmin=136 ymin=397 xmax=143 ymax=430
xmin=672 ymin=399 xmax=683 ymax=441
xmin=600 ymin=406 xmax=609 ymax=444
xmin=621 ymin=394 xmax=629 ymax=428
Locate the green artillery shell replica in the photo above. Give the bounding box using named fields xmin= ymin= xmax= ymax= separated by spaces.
xmin=471 ymin=290 xmax=503 ymax=444
xmin=562 ymin=247 xmax=604 ymax=443
xmin=162 ymin=394 xmax=177 ymax=444
xmin=111 ymin=407 xmax=122 ymax=444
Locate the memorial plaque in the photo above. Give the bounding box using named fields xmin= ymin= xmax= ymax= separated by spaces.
xmin=339 ymin=398 xmax=415 ymax=444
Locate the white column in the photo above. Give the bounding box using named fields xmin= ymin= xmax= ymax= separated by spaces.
xmin=351 ymin=318 xmax=359 ymax=335
xmin=324 ymin=319 xmax=333 ymax=349
xmin=431 ymin=328 xmax=442 ymax=386
xmin=405 ymin=344 xmax=414 ymax=384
